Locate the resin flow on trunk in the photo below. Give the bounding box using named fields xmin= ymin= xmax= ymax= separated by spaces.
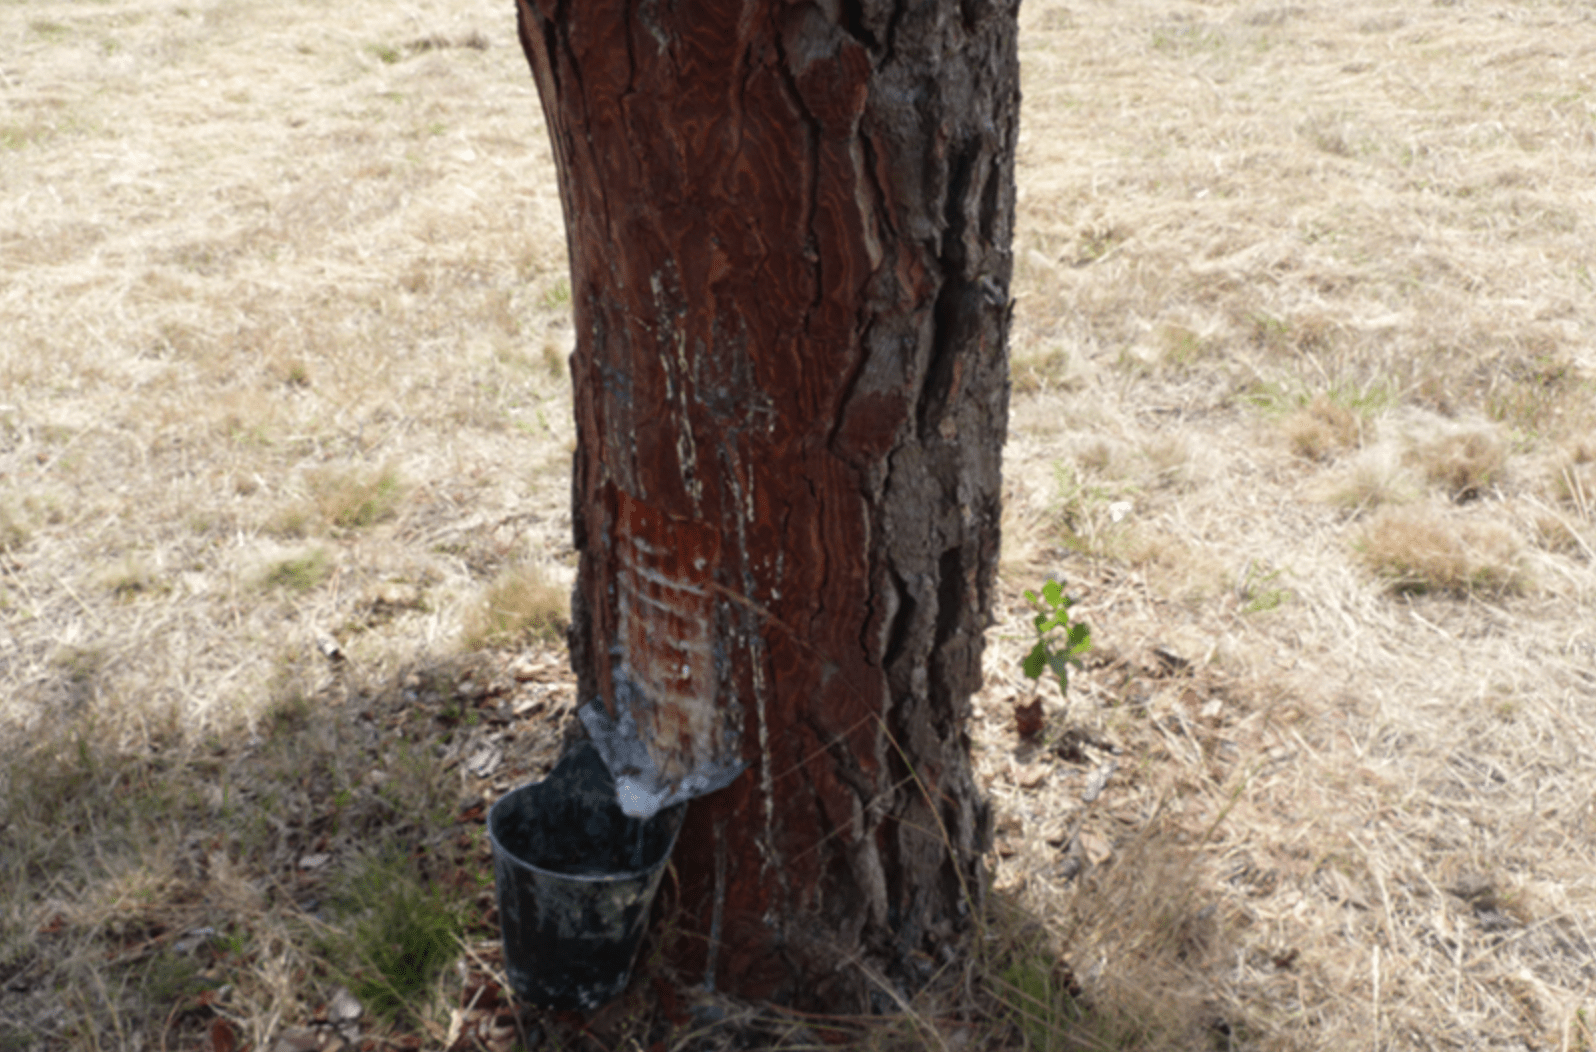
xmin=578 ymin=489 xmax=747 ymax=819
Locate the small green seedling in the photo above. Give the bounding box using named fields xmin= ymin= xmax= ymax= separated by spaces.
xmin=1022 ymin=578 xmax=1091 ymax=698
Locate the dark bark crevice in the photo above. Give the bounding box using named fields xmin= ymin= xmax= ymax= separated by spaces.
xmin=917 ymin=277 xmax=977 ymax=438
xmin=838 ymin=0 xmax=881 ymax=51
xmin=880 ymin=564 xmax=916 ymax=674
xmin=772 ymin=15 xmax=824 ymax=324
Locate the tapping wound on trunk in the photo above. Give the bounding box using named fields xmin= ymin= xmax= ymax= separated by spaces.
xmin=583 ymin=489 xmax=745 ymax=818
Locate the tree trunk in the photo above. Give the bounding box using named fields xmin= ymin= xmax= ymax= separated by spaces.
xmin=515 ymin=0 xmax=1017 ymax=1008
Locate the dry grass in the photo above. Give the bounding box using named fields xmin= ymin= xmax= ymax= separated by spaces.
xmin=990 ymin=0 xmax=1596 ymax=1047
xmin=1354 ymin=502 xmax=1526 ymax=596
xmin=308 ymin=463 xmax=407 ymax=531
xmin=1318 ymin=447 xmax=1417 ymax=513
xmin=1281 ymin=395 xmax=1362 ymax=462
xmin=5 ymin=0 xmax=1596 ymax=1048
xmin=460 ymin=563 xmax=570 ymax=650
xmin=1551 ymin=439 xmax=1596 ymax=519
xmin=1408 ymin=426 xmax=1509 ymax=502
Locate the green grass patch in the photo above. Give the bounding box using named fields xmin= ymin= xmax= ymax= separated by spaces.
xmin=0 ymin=123 xmax=51 ymax=151
xmin=539 ymin=276 xmax=571 ymax=311
xmin=262 ymin=549 xmax=331 ymax=592
xmin=310 ymin=465 xmax=404 ymax=530
xmin=1236 ymin=561 xmax=1292 ymax=614
xmin=995 ymin=954 xmax=1084 ymax=1052
xmin=28 ymin=19 xmax=70 ymax=40
xmin=319 ymin=856 xmax=464 ymax=1024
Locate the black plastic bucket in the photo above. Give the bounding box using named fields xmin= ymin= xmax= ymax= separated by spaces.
xmin=487 ymin=740 xmax=686 ymax=1012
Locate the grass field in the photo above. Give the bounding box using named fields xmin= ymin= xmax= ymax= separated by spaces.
xmin=3 ymin=0 xmax=1594 ymax=1048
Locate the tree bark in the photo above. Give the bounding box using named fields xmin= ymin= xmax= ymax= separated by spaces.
xmin=516 ymin=0 xmax=1017 ymax=1008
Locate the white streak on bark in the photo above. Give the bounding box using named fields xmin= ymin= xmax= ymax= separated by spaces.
xmin=751 ymin=654 xmax=776 ymax=872
xmin=720 ymin=441 xmax=777 ymax=876
xmin=650 ymin=271 xmax=703 ymax=514
xmin=705 ymin=815 xmax=728 ymax=991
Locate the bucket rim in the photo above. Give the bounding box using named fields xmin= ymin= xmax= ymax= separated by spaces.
xmin=486 ymin=780 xmax=687 ymax=884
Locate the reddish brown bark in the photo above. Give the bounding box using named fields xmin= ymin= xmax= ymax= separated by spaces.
xmin=516 ymin=0 xmax=1018 ymax=1007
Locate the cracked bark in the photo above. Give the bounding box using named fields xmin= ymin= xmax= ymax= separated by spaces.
xmin=517 ymin=0 xmax=1017 ymax=1008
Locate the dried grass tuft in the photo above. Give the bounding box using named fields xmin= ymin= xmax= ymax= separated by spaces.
xmin=1010 ymin=343 xmax=1078 ymax=395
xmin=1408 ymin=426 xmax=1507 ymax=502
xmin=1354 ymin=503 xmax=1525 ymax=595
xmin=462 ymin=563 xmax=569 ymax=649
xmin=1550 ymin=440 xmax=1596 ymax=521
xmin=310 ymin=464 xmax=406 ymax=530
xmin=0 ymin=499 xmax=29 ymax=552
xmin=1049 ymin=828 xmax=1230 ymax=1049
xmin=94 ymin=554 xmax=169 ymax=601
xmin=1525 ymin=508 xmax=1591 ymax=559
xmin=1320 ymin=449 xmax=1416 ymax=513
xmin=1282 ymin=394 xmax=1362 ymax=461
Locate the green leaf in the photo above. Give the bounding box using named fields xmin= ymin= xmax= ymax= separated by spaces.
xmin=1023 ymin=589 xmax=1040 ymax=606
xmin=1067 ymin=622 xmax=1091 ymax=653
xmin=1042 ymin=579 xmax=1064 ymax=607
xmin=1022 ymin=643 xmax=1047 ymax=680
